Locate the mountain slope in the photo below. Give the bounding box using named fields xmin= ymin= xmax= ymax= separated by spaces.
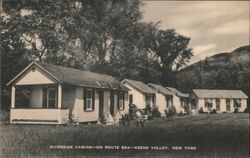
xmin=178 ymin=45 xmax=249 ymax=73
xmin=174 ymin=45 xmax=250 ymax=97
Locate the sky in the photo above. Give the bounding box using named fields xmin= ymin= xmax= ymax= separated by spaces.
xmin=142 ymin=1 xmax=249 ymax=65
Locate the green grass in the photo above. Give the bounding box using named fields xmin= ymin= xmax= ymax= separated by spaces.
xmin=0 ymin=111 xmax=249 ymax=158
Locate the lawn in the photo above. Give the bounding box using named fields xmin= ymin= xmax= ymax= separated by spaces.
xmin=0 ymin=112 xmax=249 ymax=158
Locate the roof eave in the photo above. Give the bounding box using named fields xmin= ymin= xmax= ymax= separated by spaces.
xmin=6 ymin=62 xmax=63 ymax=87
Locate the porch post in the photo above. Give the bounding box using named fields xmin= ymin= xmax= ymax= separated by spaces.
xmin=58 ymin=84 xmax=62 ymax=108
xmin=11 ymin=86 xmax=15 ymax=108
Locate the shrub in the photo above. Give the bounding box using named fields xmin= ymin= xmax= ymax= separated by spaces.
xmin=129 ymin=104 xmax=138 ymax=120
xmin=233 ymin=108 xmax=238 ymax=113
xmin=178 ymin=111 xmax=184 ymax=116
xmin=199 ymin=107 xmax=204 ymax=114
xmin=183 ymin=104 xmax=191 ymax=115
xmin=243 ymin=107 xmax=249 ymax=113
xmin=210 ymin=109 xmax=217 ymax=114
xmin=145 ymin=104 xmax=153 ymax=119
xmin=152 ymin=106 xmax=161 ymax=118
xmin=171 ymin=106 xmax=177 ymax=115
xmin=165 ymin=106 xmax=176 ymax=119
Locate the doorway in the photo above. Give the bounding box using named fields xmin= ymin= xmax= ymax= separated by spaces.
xmin=129 ymin=94 xmax=133 ymax=105
xmin=99 ymin=90 xmax=104 ymax=116
xmin=110 ymin=91 xmax=114 ymax=116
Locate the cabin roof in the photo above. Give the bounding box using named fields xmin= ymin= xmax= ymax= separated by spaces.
xmin=147 ymin=83 xmax=173 ymax=96
xmin=7 ymin=62 xmax=129 ymax=91
xmin=165 ymin=87 xmax=188 ymax=97
xmin=122 ymin=79 xmax=155 ymax=94
xmin=192 ymin=89 xmax=248 ymax=99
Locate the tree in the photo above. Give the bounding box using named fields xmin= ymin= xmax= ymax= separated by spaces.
xmin=1 ymin=0 xmax=147 ymax=77
xmin=63 ymin=0 xmax=143 ymax=66
xmin=2 ymin=0 xmax=74 ymax=62
xmin=151 ymin=29 xmax=193 ymax=85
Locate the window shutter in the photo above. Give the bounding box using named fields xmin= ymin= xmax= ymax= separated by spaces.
xmin=42 ymin=88 xmax=47 ymax=108
xmin=92 ymin=89 xmax=95 ymax=111
xmin=83 ymin=88 xmax=87 ymax=111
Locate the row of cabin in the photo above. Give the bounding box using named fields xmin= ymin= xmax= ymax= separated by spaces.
xmin=7 ymin=62 xmax=248 ymax=124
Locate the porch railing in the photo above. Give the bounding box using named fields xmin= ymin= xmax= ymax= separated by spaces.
xmin=10 ymin=108 xmax=69 ymax=124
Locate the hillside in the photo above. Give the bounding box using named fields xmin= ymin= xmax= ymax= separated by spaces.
xmin=180 ymin=45 xmax=250 ymax=73
xmin=175 ymin=45 xmax=250 ymax=96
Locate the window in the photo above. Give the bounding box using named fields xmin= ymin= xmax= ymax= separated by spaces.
xmin=226 ymin=98 xmax=230 ymax=111
xmin=233 ymin=99 xmax=241 ymax=108
xmin=86 ymin=89 xmax=93 ymax=111
xmin=47 ymin=88 xmax=56 ymax=108
xmin=118 ymin=92 xmax=124 ymax=110
xmin=204 ymin=98 xmax=213 ymax=108
xmin=216 ymin=98 xmax=220 ymax=111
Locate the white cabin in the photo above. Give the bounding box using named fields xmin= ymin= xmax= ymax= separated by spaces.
xmin=7 ymin=62 xmax=129 ymax=124
xmin=190 ymin=89 xmax=248 ymax=113
xmin=121 ymin=79 xmax=155 ymax=109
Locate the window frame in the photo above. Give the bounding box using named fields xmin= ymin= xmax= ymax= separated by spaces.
xmin=47 ymin=87 xmax=57 ymax=108
xmin=204 ymin=98 xmax=213 ymax=108
xmin=215 ymin=98 xmax=220 ymax=111
xmin=233 ymin=98 xmax=241 ymax=108
xmin=86 ymin=88 xmax=93 ymax=111
xmin=118 ymin=91 xmax=124 ymax=110
xmin=226 ymin=98 xmax=231 ymax=111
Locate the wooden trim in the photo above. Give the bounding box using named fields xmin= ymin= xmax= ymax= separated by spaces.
xmin=12 ymin=119 xmax=59 ymax=123
xmin=11 ymin=108 xmax=69 ymax=109
xmin=47 ymin=87 xmax=57 ymax=108
xmin=122 ymin=79 xmax=154 ymax=95
xmin=7 ymin=62 xmax=62 ymax=86
xmin=11 ymin=86 xmax=16 ymax=108
xmin=34 ymin=62 xmax=62 ymax=83
xmin=84 ymin=88 xmax=95 ymax=112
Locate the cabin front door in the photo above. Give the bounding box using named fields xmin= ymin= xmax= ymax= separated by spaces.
xmin=99 ymin=90 xmax=104 ymax=116
xmin=110 ymin=91 xmax=114 ymax=116
xmin=226 ymin=98 xmax=231 ymax=112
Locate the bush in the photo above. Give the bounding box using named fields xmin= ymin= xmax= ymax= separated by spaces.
xmin=178 ymin=111 xmax=184 ymax=116
xmin=129 ymin=104 xmax=138 ymax=120
xmin=145 ymin=104 xmax=153 ymax=119
xmin=210 ymin=109 xmax=217 ymax=114
xmin=152 ymin=106 xmax=161 ymax=118
xmin=199 ymin=107 xmax=204 ymax=114
xmin=183 ymin=104 xmax=191 ymax=115
xmin=243 ymin=107 xmax=249 ymax=113
xmin=233 ymin=108 xmax=238 ymax=113
xmin=165 ymin=106 xmax=176 ymax=119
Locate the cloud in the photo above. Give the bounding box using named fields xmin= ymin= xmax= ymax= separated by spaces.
xmin=142 ymin=1 xmax=249 ymax=65
xmin=193 ymin=44 xmax=217 ymax=55
xmin=212 ymin=19 xmax=249 ymax=35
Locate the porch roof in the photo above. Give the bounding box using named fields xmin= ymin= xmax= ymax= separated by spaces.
xmin=8 ymin=62 xmax=129 ymax=91
xmin=193 ymin=89 xmax=248 ymax=99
